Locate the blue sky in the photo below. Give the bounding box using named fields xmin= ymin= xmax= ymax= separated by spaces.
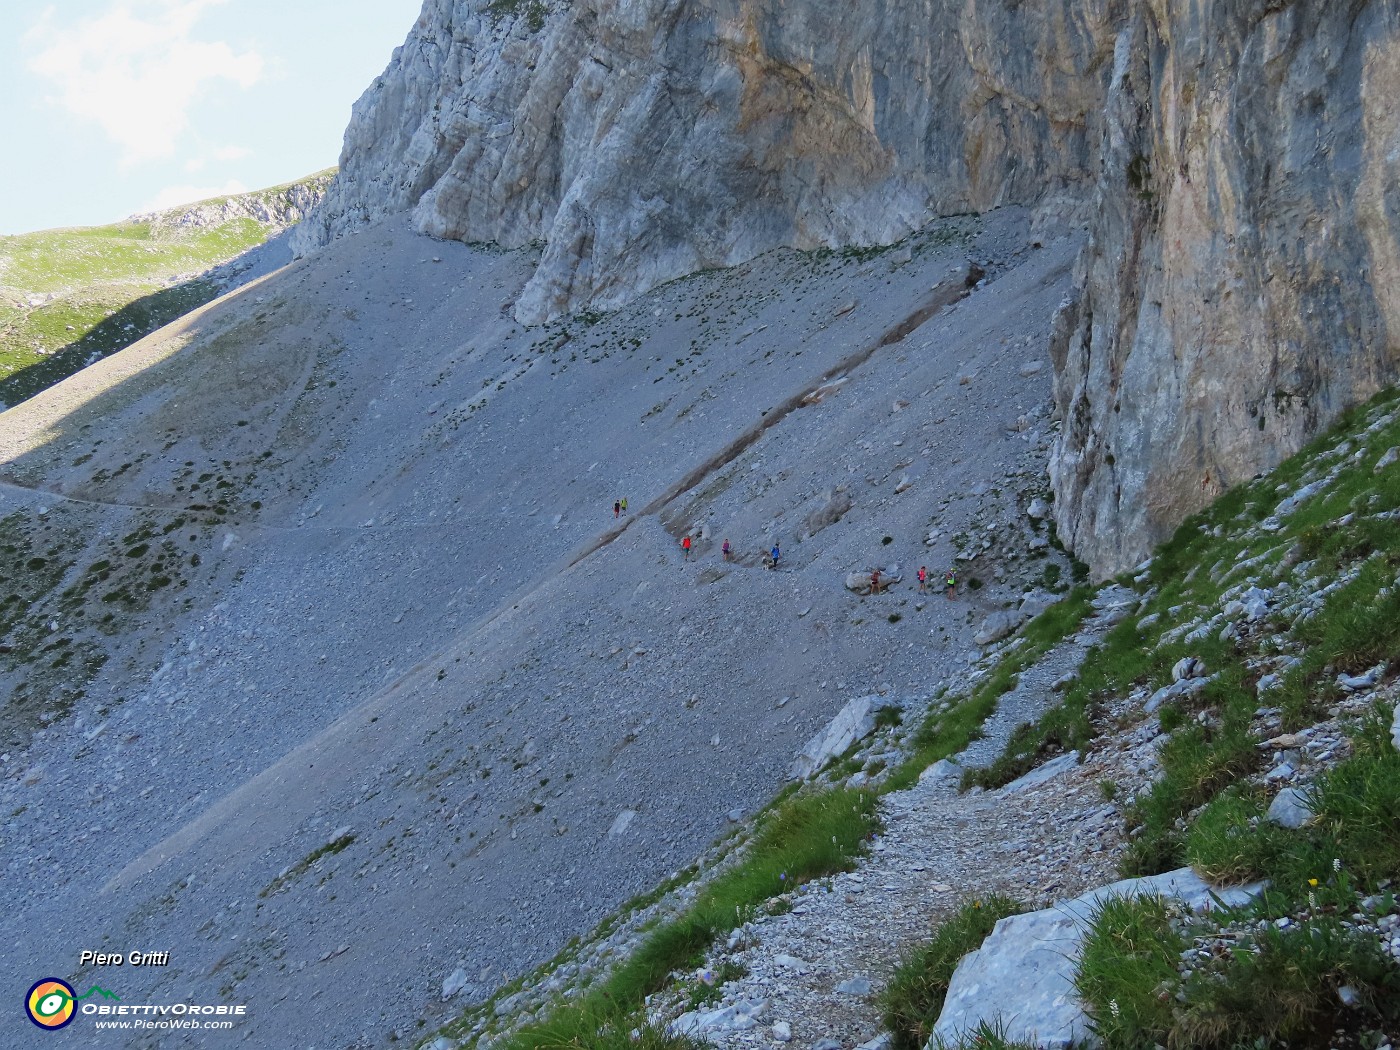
xmin=0 ymin=0 xmax=424 ymax=234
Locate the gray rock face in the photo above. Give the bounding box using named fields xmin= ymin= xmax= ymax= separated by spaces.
xmin=790 ymin=694 xmax=898 ymax=779
xmin=974 ymin=610 xmax=1024 ymax=646
xmin=931 ymin=868 xmax=1262 ymax=1049
xmin=1267 ymin=786 xmax=1314 ymax=830
xmin=295 ymin=0 xmax=1119 ymax=323
xmin=1050 ymin=2 xmax=1400 ymax=577
xmin=297 ymin=0 xmax=1400 ymax=572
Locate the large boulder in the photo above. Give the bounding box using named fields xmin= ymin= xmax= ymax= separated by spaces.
xmin=845 ymin=567 xmax=903 ymax=595
xmin=930 ymin=868 xmax=1262 ymax=1049
xmin=790 ymin=694 xmax=899 ymax=779
xmin=974 ymin=610 xmax=1025 ymax=646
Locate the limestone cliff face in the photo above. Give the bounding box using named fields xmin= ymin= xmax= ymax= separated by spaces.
xmin=1050 ymin=1 xmax=1400 ymax=576
xmin=293 ymin=0 xmax=1120 ymax=323
xmin=301 ymin=0 xmax=1400 ymax=577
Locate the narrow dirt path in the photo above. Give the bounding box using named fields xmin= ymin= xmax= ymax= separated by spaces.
xmin=674 ymin=605 xmax=1147 ymax=1050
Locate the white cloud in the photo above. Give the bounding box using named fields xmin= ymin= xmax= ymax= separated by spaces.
xmin=184 ymin=145 xmax=249 ymax=173
xmin=25 ymin=1 xmax=263 ymax=166
xmin=140 ymin=178 xmax=248 ymax=213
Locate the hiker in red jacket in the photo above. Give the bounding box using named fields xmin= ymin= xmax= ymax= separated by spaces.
xmin=682 ymin=535 xmax=692 ymax=559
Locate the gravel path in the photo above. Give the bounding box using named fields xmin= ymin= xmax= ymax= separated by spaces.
xmin=659 ymin=599 xmax=1149 ymax=1050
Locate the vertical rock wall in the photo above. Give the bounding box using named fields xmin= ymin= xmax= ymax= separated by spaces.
xmin=297 ymin=0 xmax=1400 ymax=576
xmin=1050 ymin=1 xmax=1400 ymax=576
xmin=293 ymin=0 xmax=1120 ymax=323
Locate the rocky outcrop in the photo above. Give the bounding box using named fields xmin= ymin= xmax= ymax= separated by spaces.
xmin=134 ymin=171 xmax=335 ymax=233
xmin=1050 ymin=2 xmax=1400 ymax=577
xmin=294 ymin=0 xmax=1120 ymax=322
xmin=931 ymin=868 xmax=1261 ymax=1049
xmin=790 ymin=694 xmax=901 ymax=780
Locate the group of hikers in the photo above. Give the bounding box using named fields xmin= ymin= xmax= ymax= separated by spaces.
xmin=681 ymin=534 xmax=781 ymax=568
xmin=614 ymin=502 xmax=954 ymax=595
xmin=676 ymin=527 xmax=958 ymax=597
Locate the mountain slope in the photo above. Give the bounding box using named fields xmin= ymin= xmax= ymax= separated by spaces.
xmin=0 ymin=207 xmax=1074 ymax=1047
xmin=0 ymin=171 xmax=332 ymax=409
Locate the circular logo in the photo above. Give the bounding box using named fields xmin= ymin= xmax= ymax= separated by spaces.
xmin=26 ymin=978 xmax=77 ymax=1030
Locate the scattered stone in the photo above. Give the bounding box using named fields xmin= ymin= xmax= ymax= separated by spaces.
xmin=608 ymin=810 xmax=637 ymax=836
xmin=1172 ymin=656 xmax=1205 ymax=682
xmin=836 ymin=976 xmax=871 ymax=997
xmin=918 ymin=757 xmax=962 ymax=784
xmin=771 ymin=1021 xmax=793 ymax=1042
xmin=1375 ymin=447 xmax=1399 ymax=473
xmin=1018 ymin=361 xmax=1044 ymax=378
xmin=1000 ymin=752 xmax=1080 ymax=795
xmin=1336 ymin=665 xmax=1382 ymax=692
xmin=1267 ymin=787 xmax=1314 ymax=829
xmin=1026 ymin=497 xmax=1050 ymax=520
xmin=442 ymin=968 xmax=470 ymax=1000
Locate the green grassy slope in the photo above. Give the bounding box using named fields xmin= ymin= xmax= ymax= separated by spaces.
xmin=0 ymin=172 xmax=331 ymax=408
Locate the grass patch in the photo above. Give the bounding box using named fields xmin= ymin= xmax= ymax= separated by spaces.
xmin=478 ymin=787 xmax=878 ymax=1050
xmin=0 ymin=173 xmax=331 ymax=406
xmin=881 ymin=895 xmax=1024 ymax=1050
xmin=259 ymin=833 xmax=355 ymax=898
xmin=1075 ymin=895 xmax=1184 ymax=1047
xmin=1077 ymin=891 xmax=1400 ymax=1049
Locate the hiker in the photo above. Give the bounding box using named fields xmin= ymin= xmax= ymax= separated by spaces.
xmin=945 ymin=569 xmax=957 ymax=599
xmin=770 ymin=542 xmax=781 ymax=569
xmin=918 ymin=566 xmax=928 ymax=593
xmin=722 ymin=538 xmax=731 ymax=561
xmin=621 ymin=497 xmax=628 ymax=515
xmin=682 ymin=535 xmax=692 ymax=559
xmin=614 ymin=500 xmax=621 ymax=518
xmin=870 ymin=568 xmax=881 ymax=595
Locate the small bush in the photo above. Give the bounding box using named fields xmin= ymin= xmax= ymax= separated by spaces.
xmin=1076 ymin=895 xmax=1183 ymax=1047
xmin=1305 ymin=708 xmax=1400 ymax=882
xmin=881 ymin=896 xmax=1024 ymax=1050
xmin=1172 ymin=918 xmax=1400 ymax=1048
xmin=1184 ymin=788 xmax=1288 ymax=883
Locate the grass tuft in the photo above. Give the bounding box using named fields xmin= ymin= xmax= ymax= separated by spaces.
xmin=487 ymin=787 xmax=878 ymax=1050
xmin=881 ymin=895 xmax=1024 ymax=1050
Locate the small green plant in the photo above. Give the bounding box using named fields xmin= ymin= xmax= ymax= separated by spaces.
xmin=881 ymin=895 xmax=1024 ymax=1050
xmin=685 ymin=960 xmax=747 ymax=1009
xmin=1075 ymin=895 xmax=1183 ymax=1047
